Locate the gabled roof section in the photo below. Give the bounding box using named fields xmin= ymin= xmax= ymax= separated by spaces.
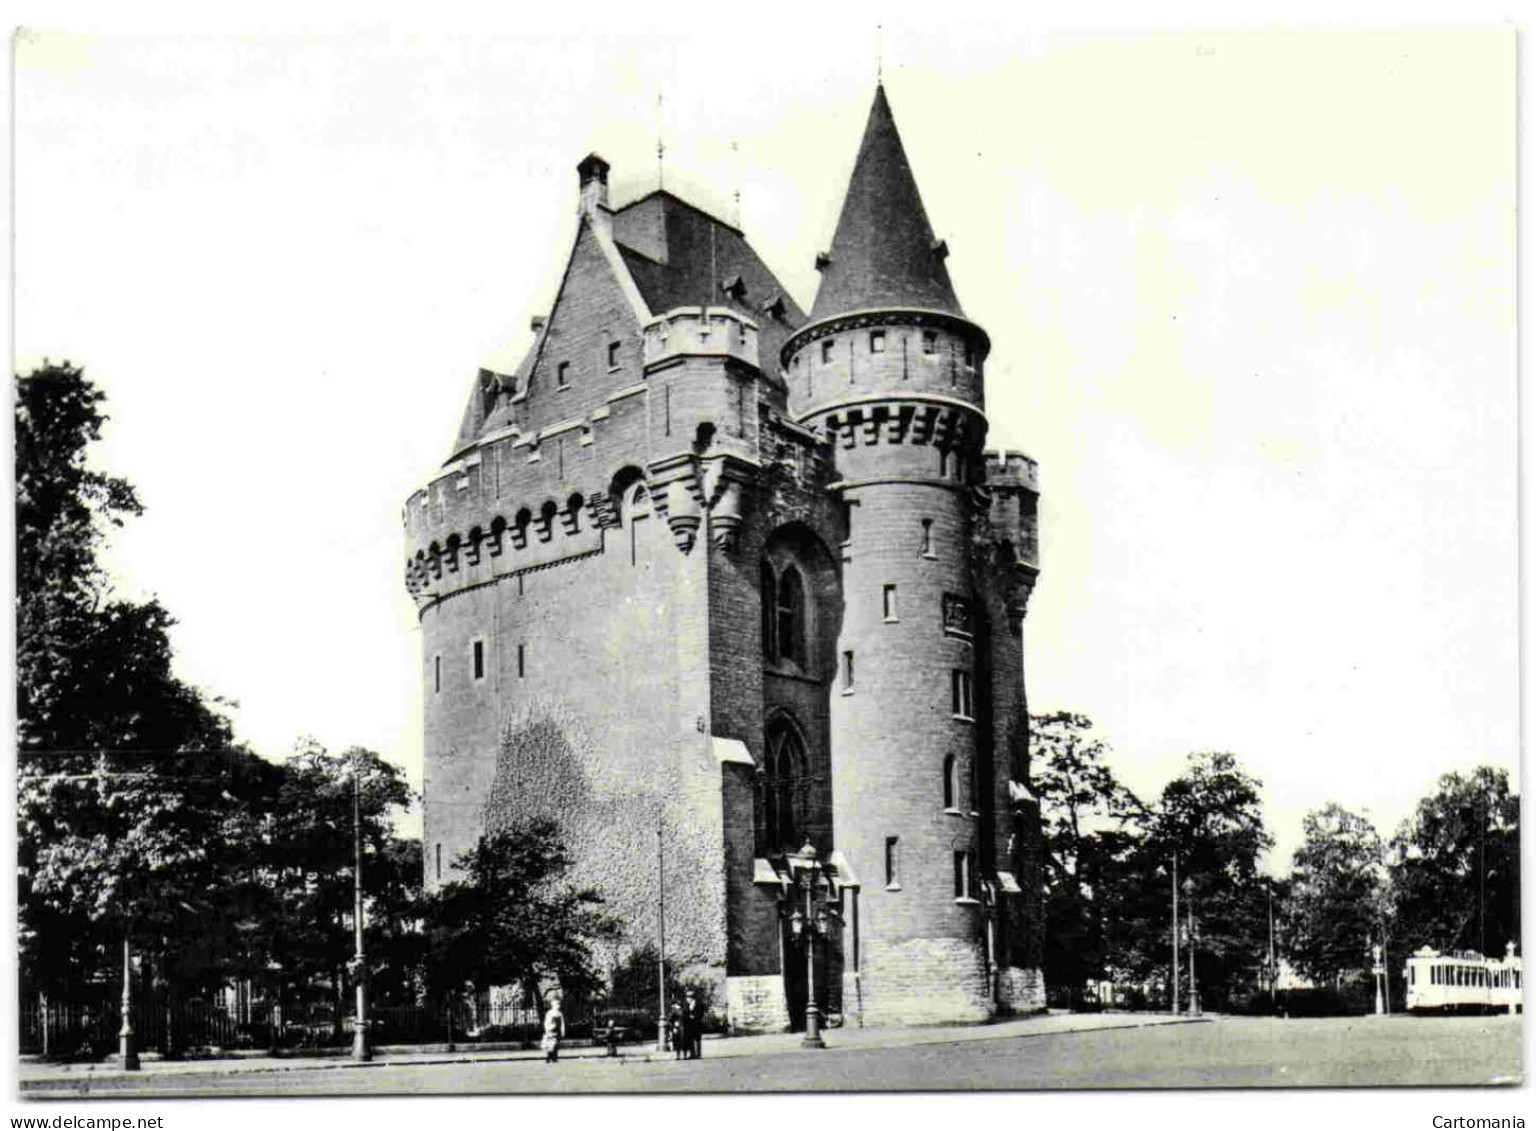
xmin=612 ymin=189 xmax=808 ymax=369
xmin=810 ymin=84 xmax=965 ymax=322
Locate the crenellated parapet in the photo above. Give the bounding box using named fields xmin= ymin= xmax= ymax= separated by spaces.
xmin=816 ymin=393 xmax=985 ymax=455
xmin=979 ymin=448 xmax=1041 ymax=625
xmin=644 ymin=305 xmax=760 ymax=373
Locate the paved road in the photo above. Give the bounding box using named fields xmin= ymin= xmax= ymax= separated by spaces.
xmin=26 ymin=1015 xmax=1519 ymax=1096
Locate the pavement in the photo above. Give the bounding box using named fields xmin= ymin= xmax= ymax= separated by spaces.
xmin=16 ymin=1009 xmax=1208 ymax=1093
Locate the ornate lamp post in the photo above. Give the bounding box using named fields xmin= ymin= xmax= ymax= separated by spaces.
xmin=119 ymin=938 xmax=139 ymax=1071
xmin=1370 ymin=939 xmax=1385 ymax=1017
xmin=350 ymin=752 xmax=371 ymax=1062
xmin=788 ymin=841 xmax=835 ymax=1049
xmin=1183 ymin=877 xmax=1200 ymax=1017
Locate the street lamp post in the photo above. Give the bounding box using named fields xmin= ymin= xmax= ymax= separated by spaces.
xmin=1170 ymin=857 xmax=1180 ymax=1015
xmin=656 ymin=815 xmax=668 ymax=1054
xmin=119 ymin=938 xmax=139 ymax=1072
xmin=1183 ymin=877 xmax=1200 ymax=1017
xmin=789 ymin=841 xmax=833 ymax=1049
xmin=1370 ymin=940 xmax=1385 ymax=1017
xmin=350 ymin=753 xmax=371 ymax=1062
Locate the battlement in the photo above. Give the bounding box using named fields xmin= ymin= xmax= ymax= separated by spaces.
xmin=644 ymin=306 xmax=760 ymax=372
xmin=983 ymin=449 xmax=1039 ymax=494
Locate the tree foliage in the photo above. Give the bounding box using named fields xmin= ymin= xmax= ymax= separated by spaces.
xmin=1388 ymin=766 xmax=1519 ymax=959
xmin=1284 ymin=804 xmax=1384 ymax=984
xmin=425 ymin=819 xmax=618 ymax=1012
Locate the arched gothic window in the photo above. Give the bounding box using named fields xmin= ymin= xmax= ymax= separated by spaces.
xmin=762 ymin=723 xmax=805 ymax=852
xmin=775 ymin=565 xmax=805 ymax=666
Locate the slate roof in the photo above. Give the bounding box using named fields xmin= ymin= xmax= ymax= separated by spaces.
xmin=612 ymin=190 xmax=807 ymax=368
xmin=809 ymin=84 xmax=965 ymax=322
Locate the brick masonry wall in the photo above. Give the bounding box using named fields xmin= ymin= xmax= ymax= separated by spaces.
xmin=410 ymin=168 xmax=1048 ymax=1029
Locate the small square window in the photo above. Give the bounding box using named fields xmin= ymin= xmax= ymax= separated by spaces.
xmin=883 ymin=583 xmax=898 ymax=622
xmin=885 ymin=837 xmax=900 ymax=889
xmin=557 ymin=361 xmax=571 ymax=388
xmin=607 ymin=341 xmax=621 ymax=370
xmin=870 ymin=330 xmax=886 ymax=354
xmin=842 ymin=650 xmax=855 ymax=692
xmin=922 ymin=331 xmax=938 ymax=356
xmin=472 ymin=640 xmax=485 ymax=681
xmin=821 ymin=339 xmax=835 ymax=365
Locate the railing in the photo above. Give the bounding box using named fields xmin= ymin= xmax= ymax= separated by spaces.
xmin=21 ymin=994 xmax=666 ymax=1059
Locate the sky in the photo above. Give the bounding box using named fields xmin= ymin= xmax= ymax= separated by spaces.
xmin=13 ymin=21 xmax=1517 ymax=870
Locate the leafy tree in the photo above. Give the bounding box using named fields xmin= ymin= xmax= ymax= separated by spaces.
xmin=425 ymin=819 xmax=619 ymax=1015
xmin=1142 ymin=751 xmax=1274 ymax=1010
xmin=1388 ymin=766 xmax=1519 ymax=959
xmin=259 ymin=742 xmax=415 ymax=1036
xmin=15 ymin=362 xmax=271 ymax=1013
xmin=1284 ymin=804 xmax=1384 ymax=985
xmin=1029 ymin=712 xmax=1146 ymax=1001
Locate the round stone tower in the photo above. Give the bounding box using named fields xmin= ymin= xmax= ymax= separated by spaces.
xmin=781 ymin=83 xmax=1002 ymax=1025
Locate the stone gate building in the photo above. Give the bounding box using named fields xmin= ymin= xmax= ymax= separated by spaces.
xmin=404 ymin=83 xmax=1046 ymax=1030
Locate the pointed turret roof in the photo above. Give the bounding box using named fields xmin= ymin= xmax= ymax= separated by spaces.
xmin=810 ymin=84 xmax=964 ymax=322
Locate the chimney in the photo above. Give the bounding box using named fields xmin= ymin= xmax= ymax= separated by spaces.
xmin=577 ymin=153 xmax=611 ymax=216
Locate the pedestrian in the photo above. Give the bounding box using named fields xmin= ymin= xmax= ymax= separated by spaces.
xmin=669 ymin=1002 xmax=686 ymax=1061
xmin=541 ymin=995 xmax=564 ymax=1064
xmin=684 ymin=989 xmax=705 ymax=1060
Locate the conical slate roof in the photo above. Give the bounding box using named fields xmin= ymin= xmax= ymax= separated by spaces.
xmin=810 ymin=84 xmax=964 ymax=322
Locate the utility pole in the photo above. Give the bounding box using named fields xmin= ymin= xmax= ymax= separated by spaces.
xmin=656 ymin=814 xmax=667 ymax=1053
xmin=351 ymin=752 xmax=371 ymax=1062
xmin=1268 ymin=879 xmax=1277 ymax=1014
xmin=1171 ymin=856 xmax=1180 ymax=1015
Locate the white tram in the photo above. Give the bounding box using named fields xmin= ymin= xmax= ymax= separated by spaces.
xmin=1404 ymin=944 xmax=1522 ymax=1015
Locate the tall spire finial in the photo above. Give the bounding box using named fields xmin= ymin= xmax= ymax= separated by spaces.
xmin=876 ymin=24 xmax=883 ymax=84
xmin=656 ymin=92 xmax=666 ymax=191
xmin=731 ymin=139 xmax=742 ymax=228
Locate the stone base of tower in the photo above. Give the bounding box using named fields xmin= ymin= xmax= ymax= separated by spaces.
xmin=843 ymin=938 xmax=994 ymax=1028
xmin=726 ymin=974 xmax=792 ymax=1034
xmin=996 ymin=965 xmax=1047 ymax=1015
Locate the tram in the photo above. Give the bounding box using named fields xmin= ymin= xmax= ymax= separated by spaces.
xmin=1404 ymin=944 xmax=1522 ymax=1014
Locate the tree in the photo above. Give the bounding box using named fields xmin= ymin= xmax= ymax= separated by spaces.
xmin=259 ymin=742 xmax=415 ymax=1036
xmin=1388 ymin=766 xmax=1519 ymax=959
xmin=425 ymin=819 xmax=618 ymax=1014
xmin=1142 ymin=751 xmax=1274 ymax=1010
xmin=1029 ymin=712 xmax=1146 ymax=1002
xmin=15 ymin=362 xmax=270 ymax=1011
xmin=1284 ymin=804 xmax=1385 ymax=985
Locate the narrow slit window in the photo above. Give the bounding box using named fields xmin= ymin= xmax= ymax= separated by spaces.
xmin=885 ymin=837 xmax=900 ymax=888
xmin=842 ymin=650 xmax=855 ymax=692
xmin=921 ymin=518 xmax=934 ymax=557
xmin=883 ymin=583 xmax=898 ymax=622
xmin=943 ymin=753 xmax=957 ymax=809
xmin=821 ymin=339 xmax=834 ymax=365
xmin=557 ymin=361 xmax=571 ymax=388
xmin=952 ymin=669 xmax=974 ymax=719
xmin=434 ymin=655 xmax=441 ymax=694
xmin=607 ymin=341 xmax=621 ymax=369
xmin=953 ymin=850 xmax=973 ymax=899
xmin=435 ymin=843 xmax=442 ymax=881
xmin=472 ymin=640 xmax=485 ymax=681
xmin=922 ymin=330 xmax=938 ymax=356
xmin=517 ymin=643 xmax=526 ymax=679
